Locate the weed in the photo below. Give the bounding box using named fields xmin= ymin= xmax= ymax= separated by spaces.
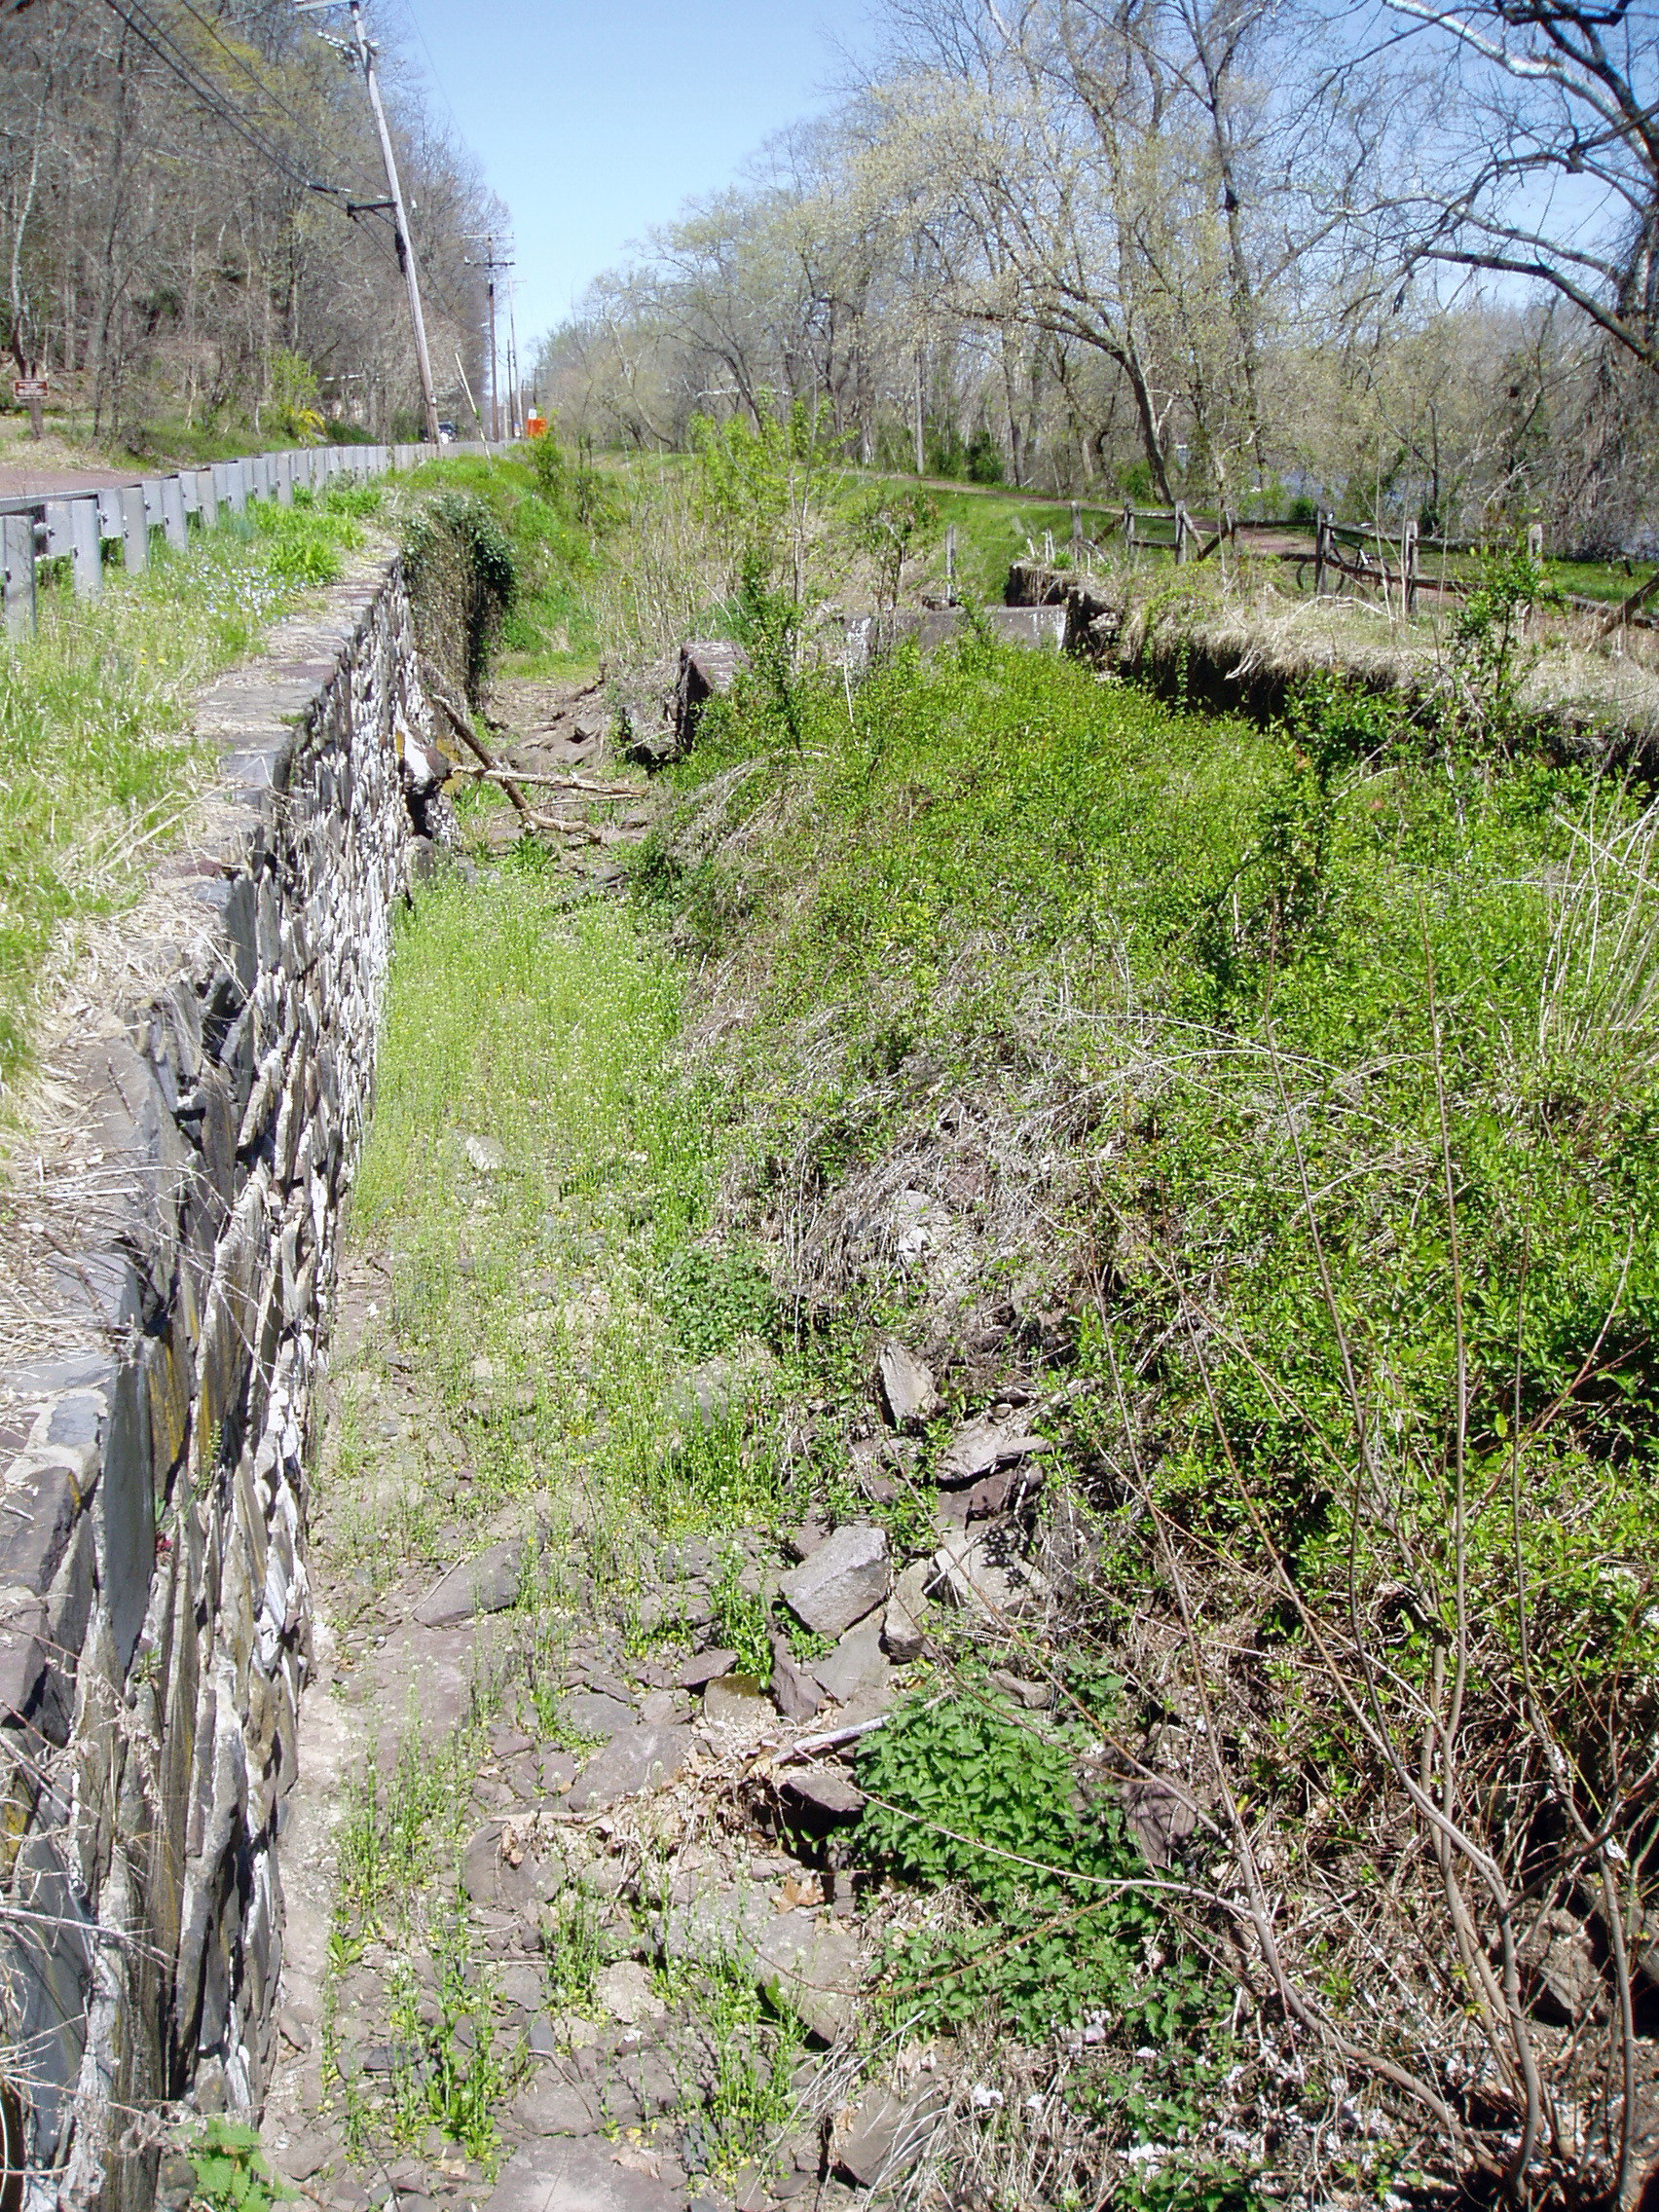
xmin=858 ymin=1694 xmax=1201 ymax=2044
xmin=658 ymin=1952 xmax=804 ymax=2183
xmin=711 ymin=1552 xmax=773 ymax=1680
xmin=387 ymin=1923 xmax=518 ymax=2169
xmin=540 ymin=1884 xmax=612 ymax=2015
xmin=186 ymin=2120 xmax=294 ymax=2212
xmin=658 ymin=1245 xmax=778 ymax=1357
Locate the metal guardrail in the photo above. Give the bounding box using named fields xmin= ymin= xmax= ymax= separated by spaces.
xmin=0 ymin=435 xmax=494 ymax=640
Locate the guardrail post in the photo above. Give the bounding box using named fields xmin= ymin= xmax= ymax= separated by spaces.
xmin=95 ymin=487 xmax=124 ymax=546
xmin=48 ymin=498 xmax=102 ymax=600
xmin=3 ymin=514 xmax=36 ymax=637
xmin=227 ymin=462 xmax=247 ymax=516
xmin=71 ymin=498 xmax=102 ymax=599
xmin=161 ymin=476 xmax=188 ymax=551
xmin=43 ymin=498 xmax=73 ymax=571
xmin=1528 ymin=522 xmax=1544 ymax=561
xmin=141 ymin=479 xmax=166 ymax=540
xmin=276 ymin=454 xmax=294 ymax=506
xmin=120 ymin=486 xmax=149 ymax=572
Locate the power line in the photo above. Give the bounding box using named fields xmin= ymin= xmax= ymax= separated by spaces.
xmin=92 ymin=0 xmax=482 ymax=362
xmin=97 ymin=0 xmax=350 ymax=199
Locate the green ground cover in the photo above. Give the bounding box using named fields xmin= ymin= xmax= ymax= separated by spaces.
xmin=324 ymin=431 xmax=1659 ymax=2201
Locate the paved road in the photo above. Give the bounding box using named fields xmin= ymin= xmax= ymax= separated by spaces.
xmin=0 ymin=461 xmax=145 ymax=498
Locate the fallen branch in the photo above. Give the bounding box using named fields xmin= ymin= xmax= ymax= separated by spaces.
xmin=418 ymin=655 xmax=538 ymax=829
xmin=443 ymin=763 xmax=641 ymax=798
xmin=418 ymin=656 xmax=606 ymax=843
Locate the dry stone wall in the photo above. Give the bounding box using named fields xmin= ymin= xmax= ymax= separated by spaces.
xmin=0 ymin=548 xmax=436 ymax=2211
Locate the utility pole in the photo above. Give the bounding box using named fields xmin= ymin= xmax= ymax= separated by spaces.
xmin=297 ymin=0 xmax=442 ymax=445
xmin=463 ymin=235 xmax=514 ymax=442
xmin=505 ymin=276 xmax=522 ymax=440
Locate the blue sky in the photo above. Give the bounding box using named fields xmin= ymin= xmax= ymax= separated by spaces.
xmin=393 ymin=1 xmax=876 ymax=349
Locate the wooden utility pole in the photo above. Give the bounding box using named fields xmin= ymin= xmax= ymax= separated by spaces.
xmin=350 ymin=1 xmax=440 ymax=445
xmin=297 ymin=0 xmax=441 ymax=445
xmin=465 ymin=236 xmax=513 ymax=441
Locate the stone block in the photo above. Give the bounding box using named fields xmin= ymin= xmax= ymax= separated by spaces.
xmin=0 ymin=1459 xmax=87 ymax=1596
xmin=76 ymin=1377 xmax=145 ymax=1688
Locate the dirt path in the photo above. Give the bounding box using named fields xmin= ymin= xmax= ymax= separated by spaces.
xmin=259 ymin=682 xmax=913 ymax=2212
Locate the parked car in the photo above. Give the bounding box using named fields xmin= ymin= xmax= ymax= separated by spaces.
xmin=436 ymin=420 xmax=458 ymax=443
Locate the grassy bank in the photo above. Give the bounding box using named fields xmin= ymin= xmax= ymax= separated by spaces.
xmin=632 ymin=637 xmax=1659 ymax=2202
xmin=0 ymin=483 xmax=383 ymax=1090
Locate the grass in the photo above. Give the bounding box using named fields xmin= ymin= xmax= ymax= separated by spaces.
xmin=345 ymin=855 xmax=801 ymax=1580
xmin=0 ymin=483 xmax=379 ymax=1092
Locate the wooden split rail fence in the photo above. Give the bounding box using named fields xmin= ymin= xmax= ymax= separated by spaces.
xmin=1026 ymin=500 xmax=1658 ymax=633
xmin=0 ymin=435 xmax=493 ymax=640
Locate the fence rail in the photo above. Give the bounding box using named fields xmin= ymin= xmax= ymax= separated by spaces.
xmin=0 ymin=435 xmax=493 ymax=640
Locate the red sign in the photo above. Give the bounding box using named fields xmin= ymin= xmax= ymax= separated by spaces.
xmin=12 ymin=379 xmax=47 ymax=401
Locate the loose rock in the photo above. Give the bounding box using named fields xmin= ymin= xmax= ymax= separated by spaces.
xmin=567 ymin=1724 xmax=693 ymax=1811
xmin=702 ymin=1674 xmax=774 ymax=1728
xmin=769 ymin=1636 xmax=823 ymax=1723
xmin=876 ymin=1340 xmax=939 ymax=1428
xmin=561 ymin=1690 xmax=637 ymax=1740
xmin=594 ymin=1961 xmax=668 ymax=2028
xmin=484 ymin=2134 xmax=683 ymax=2212
xmin=755 ymin=1914 xmax=866 ymax=2042
xmin=778 ymin=1524 xmax=890 ymax=1639
xmin=881 ymin=1562 xmax=930 ymax=1662
xmin=811 ymin=1617 xmax=889 ymax=1709
xmin=415 ymin=1541 xmax=524 ymax=1628
xmin=937 ymin=1417 xmax=1049 ymax=1488
xmin=835 ymin=2086 xmax=945 ymax=2188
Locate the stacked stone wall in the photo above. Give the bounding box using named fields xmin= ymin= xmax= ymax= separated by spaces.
xmin=0 ymin=551 xmax=431 ymax=2211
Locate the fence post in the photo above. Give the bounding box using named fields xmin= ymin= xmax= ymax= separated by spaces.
xmin=1402 ymin=518 xmax=1419 ymax=617
xmin=944 ymin=525 xmax=956 ymax=603
xmin=1314 ymin=511 xmax=1329 ymax=597
xmin=161 ymin=477 xmax=188 ymax=551
xmin=1070 ymin=500 xmax=1082 ymax=555
xmin=1527 ymin=522 xmax=1544 ymax=561
xmin=43 ymin=498 xmax=73 ymax=569
xmin=120 ymin=486 xmax=149 ymax=573
xmin=1123 ymin=498 xmax=1134 ymax=558
xmin=1174 ymin=501 xmax=1189 ymax=564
